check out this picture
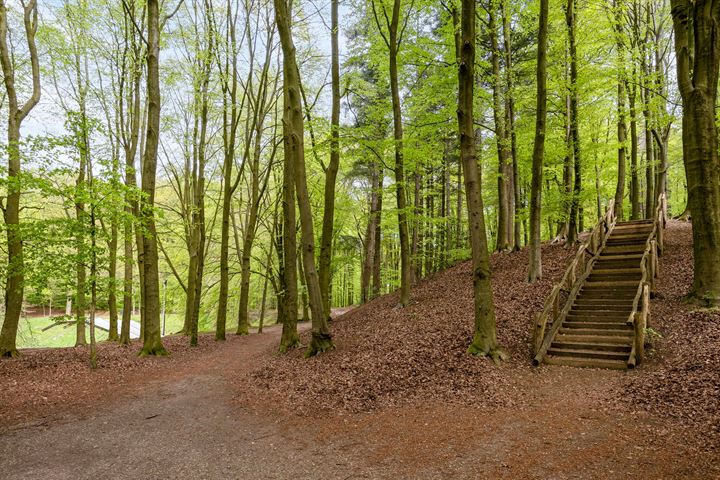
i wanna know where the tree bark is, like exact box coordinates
[275,0,334,356]
[628,76,640,220]
[318,0,341,322]
[138,0,167,356]
[565,0,582,246]
[371,0,411,306]
[612,0,627,221]
[670,0,720,306]
[489,1,512,252]
[527,0,549,283]
[0,0,41,357]
[458,0,503,360]
[502,1,520,251]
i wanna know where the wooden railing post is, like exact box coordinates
[649,240,657,295]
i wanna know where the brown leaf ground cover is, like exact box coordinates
[242,220,720,447]
[615,221,720,442]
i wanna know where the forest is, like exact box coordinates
[1,0,720,477]
[2,0,716,357]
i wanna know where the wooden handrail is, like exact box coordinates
[626,192,666,368]
[532,199,616,361]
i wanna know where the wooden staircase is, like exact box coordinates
[532,195,667,370]
[544,220,653,370]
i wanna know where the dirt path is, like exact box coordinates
[1,322,716,479]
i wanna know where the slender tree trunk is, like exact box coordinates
[318,0,341,322]
[0,0,40,357]
[566,0,582,245]
[108,218,119,341]
[120,67,142,346]
[527,0,549,283]
[138,0,167,356]
[275,0,333,356]
[371,0,409,304]
[502,1,520,251]
[612,0,627,221]
[458,0,502,360]
[628,79,640,220]
[75,129,88,347]
[275,1,300,353]
[489,2,511,251]
[372,170,383,298]
[361,162,380,303]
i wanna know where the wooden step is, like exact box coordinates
[603,246,647,255]
[554,333,633,345]
[566,313,629,322]
[588,274,642,282]
[550,341,632,353]
[595,255,645,262]
[606,236,648,244]
[578,290,636,299]
[544,355,628,370]
[563,321,632,330]
[562,315,632,332]
[584,280,639,288]
[574,298,634,306]
[559,327,632,337]
[570,307,633,314]
[546,347,629,361]
[616,219,653,225]
[592,268,641,275]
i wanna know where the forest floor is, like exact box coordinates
[1,221,718,479]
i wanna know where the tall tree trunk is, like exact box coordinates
[318,0,341,322]
[565,0,582,245]
[371,0,410,306]
[74,120,88,347]
[412,168,423,281]
[612,0,627,221]
[0,0,40,357]
[489,2,511,251]
[372,170,383,298]
[108,217,119,341]
[275,0,300,353]
[458,0,503,360]
[361,161,381,303]
[628,77,640,220]
[502,0,520,251]
[138,0,167,356]
[120,51,142,345]
[670,1,720,305]
[275,0,334,356]
[215,0,244,341]
[641,37,655,218]
[527,0,549,283]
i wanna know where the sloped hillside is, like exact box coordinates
[246,241,575,413]
[244,221,720,449]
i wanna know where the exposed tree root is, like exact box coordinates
[675,208,691,222]
[278,334,301,354]
[467,339,508,364]
[684,291,720,309]
[138,345,170,357]
[305,332,334,358]
[0,348,20,359]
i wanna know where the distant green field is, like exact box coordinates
[16,313,184,349]
[15,310,280,349]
